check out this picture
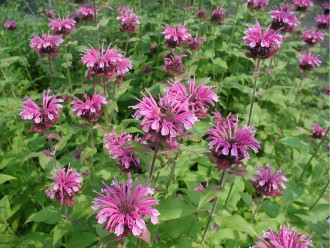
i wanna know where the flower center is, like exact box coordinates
[119,201,131,214]
[160,105,174,121]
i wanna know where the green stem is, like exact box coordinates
[102,77,110,129]
[298,127,330,181]
[48,56,53,89]
[125,36,129,54]
[163,0,166,23]
[200,170,226,244]
[310,180,329,210]
[166,156,179,189]
[135,238,141,248]
[224,179,235,208]
[292,77,304,105]
[235,197,264,248]
[90,124,95,185]
[48,137,57,169]
[247,58,261,126]
[92,0,100,48]
[64,42,73,93]
[148,143,160,181]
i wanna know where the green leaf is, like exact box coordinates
[212,58,228,70]
[236,3,248,19]
[54,132,73,152]
[0,196,11,221]
[80,147,97,164]
[279,137,310,150]
[107,100,118,114]
[157,198,195,221]
[197,186,221,210]
[21,152,46,166]
[216,214,258,237]
[98,17,111,27]
[67,232,98,248]
[0,174,16,184]
[53,221,72,246]
[25,207,61,225]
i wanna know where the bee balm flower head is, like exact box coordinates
[269,4,300,32]
[251,165,288,197]
[76,6,96,21]
[45,164,83,206]
[316,14,330,30]
[71,92,107,122]
[243,21,283,59]
[30,32,64,57]
[299,52,321,72]
[293,0,313,12]
[49,16,76,36]
[206,112,260,171]
[323,2,330,15]
[162,25,191,48]
[301,29,324,46]
[187,34,206,52]
[20,91,63,132]
[4,21,17,31]
[93,177,160,241]
[211,7,226,23]
[131,91,198,148]
[117,7,141,33]
[246,0,269,10]
[163,54,187,75]
[165,78,218,119]
[81,44,132,79]
[252,224,312,248]
[311,123,327,138]
[104,132,145,172]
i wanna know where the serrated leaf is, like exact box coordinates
[0,196,11,221]
[157,198,195,221]
[67,232,98,248]
[107,100,118,114]
[25,207,61,225]
[21,152,47,166]
[98,17,111,28]
[80,147,97,164]
[221,214,257,236]
[54,132,73,152]
[197,186,221,210]
[53,221,72,246]
[0,174,16,184]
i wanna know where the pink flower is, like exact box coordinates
[163,54,187,75]
[4,21,17,31]
[211,7,226,23]
[131,91,198,148]
[165,78,218,119]
[316,14,330,30]
[43,9,55,17]
[76,6,95,21]
[251,165,288,197]
[293,0,313,12]
[71,92,107,122]
[93,177,160,240]
[246,0,269,10]
[311,124,327,138]
[45,165,83,206]
[187,34,206,52]
[269,4,300,32]
[81,44,132,79]
[20,91,63,132]
[301,29,324,46]
[243,21,283,59]
[49,16,76,36]
[104,132,144,172]
[323,2,330,15]
[193,181,209,192]
[117,7,141,33]
[30,32,63,57]
[162,25,191,48]
[299,52,321,72]
[197,9,208,20]
[252,224,313,248]
[323,85,330,95]
[206,112,260,171]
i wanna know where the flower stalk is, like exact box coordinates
[247,58,261,126]
[148,142,160,181]
[298,126,329,180]
[200,170,226,244]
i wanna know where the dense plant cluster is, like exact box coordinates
[0,0,329,247]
